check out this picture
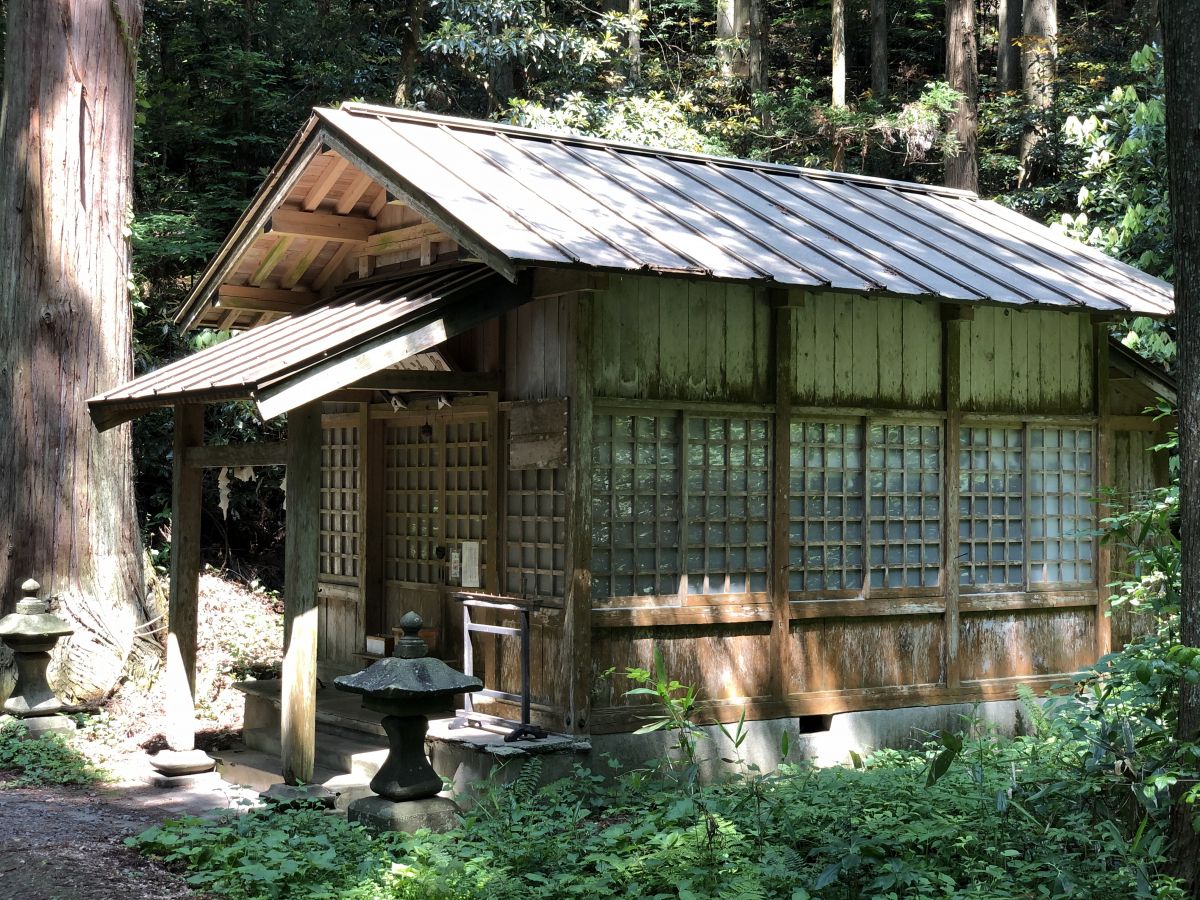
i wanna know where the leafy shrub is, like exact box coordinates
[0,720,104,786]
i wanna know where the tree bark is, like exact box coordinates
[748,0,768,95]
[946,0,979,191]
[1018,0,1057,187]
[871,0,888,99]
[831,0,846,106]
[717,0,750,79]
[1163,0,1200,890]
[0,0,152,703]
[629,0,642,82]
[997,0,1022,91]
[393,0,428,106]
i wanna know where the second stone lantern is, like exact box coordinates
[335,611,483,832]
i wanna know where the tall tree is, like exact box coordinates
[717,0,749,79]
[1018,0,1057,186]
[871,0,888,99]
[831,0,846,106]
[748,0,768,96]
[394,0,428,105]
[997,0,1022,91]
[946,0,979,190]
[1163,0,1200,890]
[0,0,153,700]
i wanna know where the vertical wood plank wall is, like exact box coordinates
[581,275,1135,733]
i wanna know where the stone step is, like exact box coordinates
[213,745,375,811]
[242,726,389,779]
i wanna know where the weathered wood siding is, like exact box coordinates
[505,293,577,400]
[959,308,1094,414]
[790,292,942,407]
[591,275,772,402]
[959,607,1095,681]
[788,615,945,693]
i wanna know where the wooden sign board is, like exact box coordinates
[507,398,568,469]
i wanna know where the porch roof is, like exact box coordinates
[89,265,511,430]
[176,103,1173,329]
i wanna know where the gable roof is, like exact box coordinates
[177,103,1173,329]
[91,266,513,429]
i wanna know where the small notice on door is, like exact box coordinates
[461,541,481,589]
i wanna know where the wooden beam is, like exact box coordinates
[279,240,324,289]
[770,297,793,702]
[562,291,595,735]
[249,236,295,287]
[943,315,963,688]
[166,403,204,752]
[270,208,376,243]
[184,442,288,468]
[367,186,389,218]
[348,370,503,393]
[312,242,355,292]
[302,156,349,211]
[364,222,447,257]
[216,284,318,314]
[282,402,321,785]
[1095,322,1113,658]
[336,172,375,216]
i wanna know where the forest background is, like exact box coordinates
[0,0,1174,579]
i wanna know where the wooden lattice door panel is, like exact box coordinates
[958,426,1025,589]
[382,413,490,588]
[319,422,361,585]
[505,466,567,599]
[1028,427,1095,584]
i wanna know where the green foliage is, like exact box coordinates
[0,720,104,787]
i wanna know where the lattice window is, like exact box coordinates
[319,424,360,584]
[959,427,1024,587]
[1029,427,1095,584]
[383,422,441,584]
[443,418,489,581]
[685,417,771,594]
[868,424,942,589]
[505,467,567,598]
[591,414,681,599]
[788,421,865,592]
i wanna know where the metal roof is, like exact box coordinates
[305,103,1172,317]
[90,266,506,430]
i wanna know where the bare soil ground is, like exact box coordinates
[0,571,282,900]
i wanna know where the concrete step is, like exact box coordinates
[243,726,389,779]
[213,745,374,811]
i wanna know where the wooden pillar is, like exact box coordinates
[770,292,794,702]
[1094,322,1113,658]
[282,401,321,785]
[360,406,386,638]
[942,310,964,689]
[562,293,594,735]
[166,403,204,752]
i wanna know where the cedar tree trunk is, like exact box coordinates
[871,0,888,99]
[393,0,428,105]
[831,0,846,106]
[997,0,1022,91]
[717,0,750,79]
[0,0,152,702]
[1018,0,1056,186]
[946,0,979,191]
[1164,0,1200,889]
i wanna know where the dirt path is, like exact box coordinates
[0,774,256,900]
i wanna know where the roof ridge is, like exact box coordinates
[327,102,978,200]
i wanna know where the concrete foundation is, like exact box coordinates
[590,699,1035,777]
[348,794,461,833]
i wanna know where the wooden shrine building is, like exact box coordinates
[89,104,1175,783]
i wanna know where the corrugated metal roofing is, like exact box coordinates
[305,103,1172,317]
[90,266,499,429]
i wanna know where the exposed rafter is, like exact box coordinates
[216,283,318,313]
[336,171,375,215]
[249,236,295,286]
[301,155,349,211]
[269,208,376,242]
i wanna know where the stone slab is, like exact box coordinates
[348,795,460,834]
[260,782,337,809]
[18,715,76,737]
[147,770,224,791]
[149,749,216,776]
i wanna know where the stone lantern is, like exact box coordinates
[0,579,75,735]
[335,611,482,832]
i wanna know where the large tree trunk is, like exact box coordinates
[1017,0,1056,187]
[748,0,768,95]
[717,0,750,79]
[0,0,151,703]
[393,0,428,105]
[946,0,979,191]
[870,0,888,99]
[831,0,846,106]
[997,0,1022,91]
[1163,0,1200,890]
